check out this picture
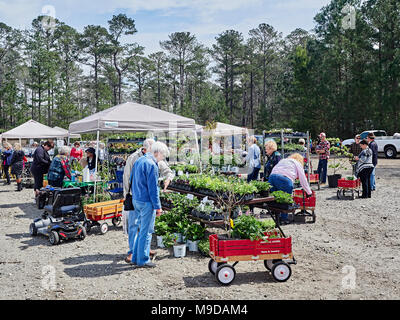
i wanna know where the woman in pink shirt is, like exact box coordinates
[268,153,312,223]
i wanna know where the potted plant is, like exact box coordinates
[250,180,271,197]
[154,220,170,248]
[198,238,210,257]
[172,235,187,258]
[185,223,206,252]
[328,145,352,188]
[269,190,296,210]
[161,232,178,255]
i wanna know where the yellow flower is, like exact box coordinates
[230,218,234,229]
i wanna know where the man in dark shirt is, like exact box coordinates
[349,135,362,175]
[367,133,378,191]
[31,140,54,197]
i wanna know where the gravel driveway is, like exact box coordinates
[1,158,399,300]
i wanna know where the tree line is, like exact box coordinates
[0,0,399,139]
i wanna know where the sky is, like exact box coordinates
[0,0,332,55]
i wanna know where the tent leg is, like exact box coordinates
[93,130,100,202]
[194,130,202,173]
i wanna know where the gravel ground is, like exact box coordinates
[1,157,399,300]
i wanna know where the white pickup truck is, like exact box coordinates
[375,134,400,158]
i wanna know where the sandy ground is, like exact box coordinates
[0,157,399,300]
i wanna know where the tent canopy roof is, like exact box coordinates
[53,126,81,139]
[2,120,67,139]
[69,102,196,134]
[202,122,249,136]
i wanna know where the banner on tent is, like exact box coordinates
[104,121,119,129]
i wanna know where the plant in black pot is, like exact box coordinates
[269,190,296,210]
[328,145,352,188]
[250,180,271,197]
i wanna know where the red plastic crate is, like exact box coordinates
[209,231,292,258]
[293,189,316,208]
[337,178,360,188]
[308,173,319,182]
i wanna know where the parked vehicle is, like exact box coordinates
[342,130,388,147]
[375,135,400,158]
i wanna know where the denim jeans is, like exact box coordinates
[247,167,260,182]
[127,209,139,256]
[317,159,328,183]
[370,167,376,190]
[128,200,156,266]
[268,174,294,221]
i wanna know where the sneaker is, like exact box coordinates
[142,262,156,268]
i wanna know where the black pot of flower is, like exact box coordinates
[268,202,298,211]
[328,174,342,188]
[258,190,270,198]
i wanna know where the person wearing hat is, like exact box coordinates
[349,135,362,175]
[354,139,374,198]
[367,132,378,191]
[80,147,97,173]
[315,132,330,185]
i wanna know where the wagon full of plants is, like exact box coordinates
[208,215,296,285]
[336,176,361,200]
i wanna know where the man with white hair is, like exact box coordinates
[127,141,169,268]
[123,139,173,263]
[123,138,155,198]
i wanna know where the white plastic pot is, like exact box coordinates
[156,235,165,248]
[173,233,183,243]
[173,244,186,258]
[187,240,199,252]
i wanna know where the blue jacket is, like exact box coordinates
[368,141,378,167]
[131,153,161,210]
[264,151,282,181]
[2,149,13,166]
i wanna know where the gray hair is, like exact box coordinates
[58,146,71,156]
[143,139,155,151]
[151,141,169,158]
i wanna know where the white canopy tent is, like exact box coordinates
[68,102,201,199]
[53,126,81,139]
[1,120,67,143]
[201,122,249,153]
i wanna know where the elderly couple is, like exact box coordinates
[123,139,173,268]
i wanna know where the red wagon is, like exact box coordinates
[337,178,361,200]
[208,230,296,285]
[83,199,123,234]
[292,189,316,223]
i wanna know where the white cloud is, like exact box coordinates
[0,0,43,28]
[273,0,331,10]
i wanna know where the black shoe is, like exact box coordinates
[141,262,156,268]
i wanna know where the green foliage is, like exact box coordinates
[250,180,271,193]
[198,238,210,256]
[231,215,275,241]
[270,190,294,204]
[154,220,170,236]
[328,144,353,174]
[161,232,177,248]
[185,223,206,241]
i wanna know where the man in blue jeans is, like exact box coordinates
[126,142,169,268]
[316,132,330,184]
